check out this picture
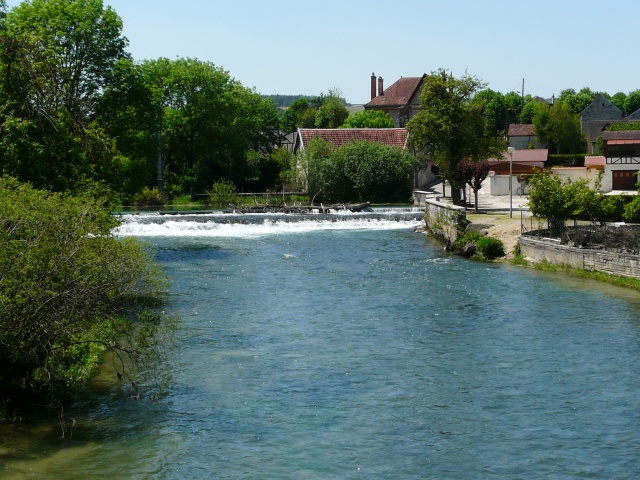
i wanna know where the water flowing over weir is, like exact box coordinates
[114,207,426,237]
[3,208,640,479]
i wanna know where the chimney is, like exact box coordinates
[378,77,384,97]
[371,72,377,100]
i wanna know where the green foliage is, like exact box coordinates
[623,196,640,223]
[295,138,417,203]
[476,237,506,259]
[0,0,129,192]
[532,100,586,154]
[315,96,349,128]
[451,230,484,251]
[341,110,394,128]
[0,178,168,417]
[134,186,165,206]
[607,121,640,132]
[208,179,239,205]
[407,69,506,205]
[528,171,585,221]
[623,90,640,116]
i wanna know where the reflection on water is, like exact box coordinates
[2,215,640,479]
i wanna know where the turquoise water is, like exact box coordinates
[2,212,640,479]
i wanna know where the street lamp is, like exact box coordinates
[508,147,515,218]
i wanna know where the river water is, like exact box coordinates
[2,210,640,479]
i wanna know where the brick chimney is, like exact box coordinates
[378,77,384,97]
[371,72,377,100]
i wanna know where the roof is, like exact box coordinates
[365,76,424,108]
[488,149,548,163]
[602,130,640,141]
[297,128,407,150]
[508,124,535,137]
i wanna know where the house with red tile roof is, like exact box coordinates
[293,128,407,153]
[364,73,425,127]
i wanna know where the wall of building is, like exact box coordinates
[551,167,601,189]
[519,236,640,279]
[480,174,529,196]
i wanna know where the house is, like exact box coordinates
[596,130,640,191]
[364,73,425,127]
[293,128,407,154]
[508,124,545,149]
[480,149,549,195]
[580,94,624,154]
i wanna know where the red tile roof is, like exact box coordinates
[365,76,424,108]
[298,128,407,150]
[508,124,535,136]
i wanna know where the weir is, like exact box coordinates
[114,207,425,238]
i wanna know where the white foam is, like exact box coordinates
[113,214,423,238]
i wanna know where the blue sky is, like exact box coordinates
[6,0,639,104]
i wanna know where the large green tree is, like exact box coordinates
[0,0,129,191]
[407,69,505,205]
[532,100,585,154]
[97,57,281,196]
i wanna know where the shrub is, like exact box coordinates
[452,230,484,251]
[476,237,506,259]
[134,186,165,206]
[208,179,239,205]
[623,196,640,223]
[0,178,168,418]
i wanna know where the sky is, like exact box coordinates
[6,0,640,104]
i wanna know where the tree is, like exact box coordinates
[280,98,315,133]
[0,177,168,419]
[315,95,349,128]
[533,101,585,154]
[458,160,490,213]
[97,57,281,196]
[0,0,130,191]
[407,69,505,205]
[558,87,595,115]
[623,90,640,116]
[611,92,627,113]
[341,110,394,128]
[334,141,417,202]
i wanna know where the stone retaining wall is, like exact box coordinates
[519,235,640,279]
[423,198,468,246]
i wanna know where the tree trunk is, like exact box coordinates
[474,188,479,213]
[450,186,462,206]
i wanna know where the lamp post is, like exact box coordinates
[508,147,515,218]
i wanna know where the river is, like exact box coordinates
[2,210,640,479]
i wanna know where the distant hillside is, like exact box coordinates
[262,94,352,108]
[262,95,315,108]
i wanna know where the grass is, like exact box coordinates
[510,255,640,291]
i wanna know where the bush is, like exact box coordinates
[452,230,484,251]
[208,179,239,205]
[476,237,506,259]
[0,177,168,418]
[623,196,640,223]
[134,186,165,206]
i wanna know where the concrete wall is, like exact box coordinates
[480,174,529,196]
[423,198,468,245]
[551,167,601,189]
[519,235,640,279]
